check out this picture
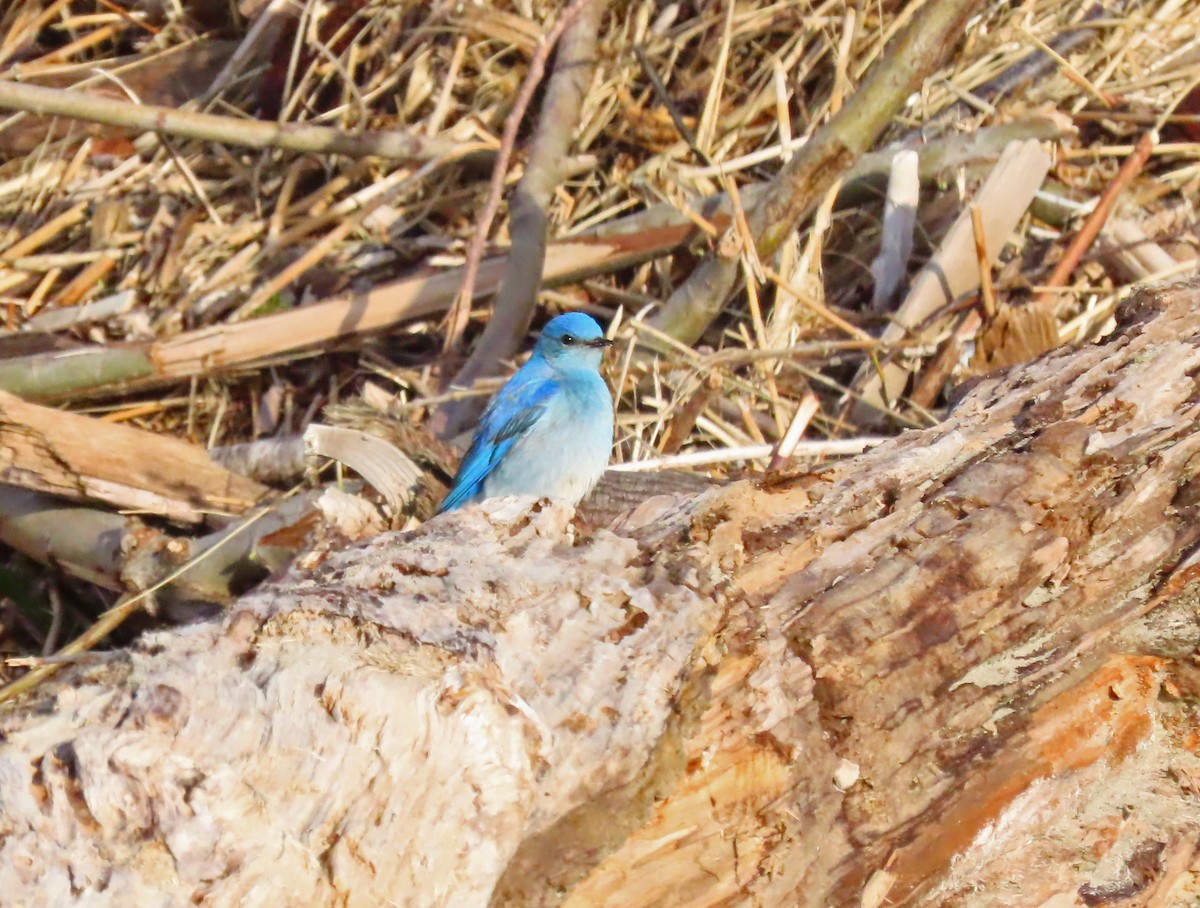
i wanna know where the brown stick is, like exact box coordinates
[436,0,607,436]
[441,0,598,354]
[970,205,997,318]
[56,253,117,308]
[659,372,724,456]
[0,80,476,162]
[908,309,982,409]
[1035,130,1157,309]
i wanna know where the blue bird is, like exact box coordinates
[438,312,614,512]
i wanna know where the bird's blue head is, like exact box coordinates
[533,312,612,371]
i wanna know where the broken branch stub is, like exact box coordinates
[0,389,268,522]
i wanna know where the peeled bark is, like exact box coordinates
[1,281,1199,906]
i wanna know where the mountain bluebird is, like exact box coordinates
[438,312,614,512]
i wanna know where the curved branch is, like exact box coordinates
[440,0,601,357]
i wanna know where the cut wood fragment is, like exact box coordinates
[210,435,307,485]
[659,372,724,456]
[10,288,136,335]
[0,390,268,522]
[303,423,423,515]
[852,139,1053,421]
[909,309,982,408]
[970,302,1061,373]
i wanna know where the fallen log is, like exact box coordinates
[0,280,1198,906]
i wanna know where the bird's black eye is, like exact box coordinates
[561,334,576,345]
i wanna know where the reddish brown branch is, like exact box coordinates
[1035,130,1157,309]
[440,0,598,357]
[436,0,607,437]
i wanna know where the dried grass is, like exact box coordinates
[0,0,1198,479]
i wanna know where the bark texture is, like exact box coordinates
[2,281,1200,906]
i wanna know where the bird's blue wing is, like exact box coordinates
[438,375,560,512]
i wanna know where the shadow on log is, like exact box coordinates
[1,281,1200,906]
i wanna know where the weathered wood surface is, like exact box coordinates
[1,281,1199,907]
[0,389,268,522]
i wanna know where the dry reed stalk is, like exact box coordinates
[55,252,116,307]
[0,0,73,68]
[0,201,86,261]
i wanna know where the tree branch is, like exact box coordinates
[648,0,987,344]
[0,80,477,161]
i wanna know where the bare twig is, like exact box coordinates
[0,80,477,162]
[204,0,293,100]
[634,43,712,165]
[42,583,63,657]
[1034,131,1158,310]
[441,0,599,355]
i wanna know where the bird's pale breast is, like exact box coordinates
[481,371,612,505]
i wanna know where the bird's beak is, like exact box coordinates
[587,338,614,349]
